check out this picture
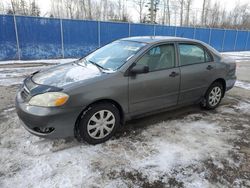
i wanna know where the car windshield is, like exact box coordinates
[79,40,146,71]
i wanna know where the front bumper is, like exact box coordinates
[15,91,83,139]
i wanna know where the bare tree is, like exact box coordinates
[203,0,211,26]
[184,0,192,26]
[208,2,220,27]
[113,0,129,22]
[107,1,117,21]
[79,0,87,19]
[240,4,250,29]
[134,0,146,23]
[101,0,108,20]
[231,4,248,28]
[3,0,249,30]
[166,0,171,25]
[0,1,5,14]
[87,0,92,19]
[20,0,28,15]
[10,0,19,14]
[50,0,61,18]
[30,0,40,16]
[178,0,185,26]
[201,0,207,25]
[64,0,75,19]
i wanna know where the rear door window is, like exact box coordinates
[179,44,212,66]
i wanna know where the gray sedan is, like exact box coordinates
[16,36,236,144]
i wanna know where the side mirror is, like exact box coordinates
[130,64,149,75]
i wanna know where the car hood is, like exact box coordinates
[32,62,106,88]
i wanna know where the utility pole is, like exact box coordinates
[146,0,159,23]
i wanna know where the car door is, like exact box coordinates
[177,43,216,104]
[128,43,180,115]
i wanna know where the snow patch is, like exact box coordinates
[0,66,50,86]
[221,51,250,62]
[235,80,250,90]
[0,108,242,187]
[0,58,77,65]
[131,120,234,182]
[235,100,250,115]
[65,64,101,82]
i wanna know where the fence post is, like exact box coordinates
[128,22,131,37]
[221,29,226,52]
[98,21,101,47]
[13,14,21,60]
[208,28,212,45]
[153,24,156,36]
[193,27,196,39]
[233,29,238,51]
[174,26,177,36]
[244,31,249,51]
[60,19,64,58]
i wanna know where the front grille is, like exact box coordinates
[21,85,30,100]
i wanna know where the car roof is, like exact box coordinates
[120,36,197,44]
[120,36,222,58]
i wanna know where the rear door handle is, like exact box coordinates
[169,71,179,77]
[207,65,214,70]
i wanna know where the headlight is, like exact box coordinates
[29,92,69,107]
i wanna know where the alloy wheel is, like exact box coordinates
[208,86,222,107]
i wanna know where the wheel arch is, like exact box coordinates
[210,78,226,97]
[75,98,125,128]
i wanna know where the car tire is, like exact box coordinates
[75,102,120,144]
[202,82,224,110]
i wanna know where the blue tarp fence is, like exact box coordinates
[0,14,250,60]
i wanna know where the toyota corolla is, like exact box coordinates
[16,36,236,144]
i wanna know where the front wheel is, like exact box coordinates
[75,102,120,144]
[202,82,224,110]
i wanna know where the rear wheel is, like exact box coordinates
[202,82,224,110]
[75,102,120,144]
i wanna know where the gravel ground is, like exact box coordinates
[0,54,250,188]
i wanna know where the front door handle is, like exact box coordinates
[207,65,214,70]
[169,71,179,77]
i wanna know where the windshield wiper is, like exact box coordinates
[76,57,87,66]
[88,60,108,71]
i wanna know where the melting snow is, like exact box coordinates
[0,58,77,65]
[235,80,250,90]
[65,64,102,82]
[221,51,250,62]
[1,100,249,187]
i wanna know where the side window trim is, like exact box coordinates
[204,48,213,62]
[177,42,214,67]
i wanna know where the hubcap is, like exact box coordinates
[208,86,222,107]
[87,110,115,139]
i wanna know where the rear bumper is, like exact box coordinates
[15,92,83,139]
[226,75,236,91]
